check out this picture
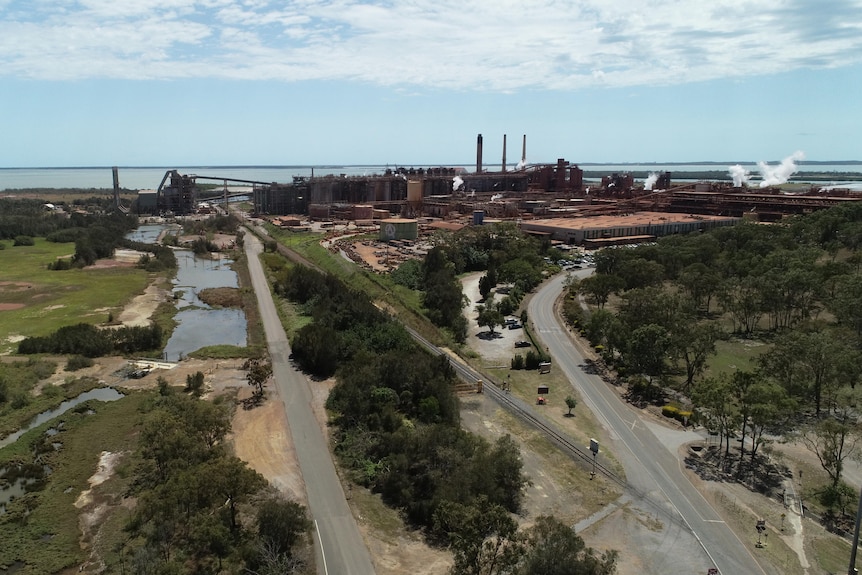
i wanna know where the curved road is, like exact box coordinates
[529,272,767,575]
[244,230,376,575]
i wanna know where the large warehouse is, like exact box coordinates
[520,212,741,247]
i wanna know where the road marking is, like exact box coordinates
[314,519,329,575]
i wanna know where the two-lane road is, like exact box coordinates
[244,230,376,575]
[529,272,767,575]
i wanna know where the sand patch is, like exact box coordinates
[116,280,168,327]
[0,303,25,311]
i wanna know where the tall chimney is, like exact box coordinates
[112,166,120,210]
[502,134,507,173]
[476,134,483,173]
[521,134,526,167]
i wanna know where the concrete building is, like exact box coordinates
[520,212,740,247]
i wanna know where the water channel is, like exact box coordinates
[0,388,124,513]
[127,224,248,361]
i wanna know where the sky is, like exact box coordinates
[1,0,861,167]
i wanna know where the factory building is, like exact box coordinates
[520,212,741,247]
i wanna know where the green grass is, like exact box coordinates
[0,239,151,350]
[812,534,855,574]
[701,337,770,380]
[0,391,151,575]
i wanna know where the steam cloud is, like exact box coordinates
[452,176,464,192]
[756,151,805,188]
[644,173,659,191]
[727,151,805,188]
[728,165,750,187]
[490,193,503,201]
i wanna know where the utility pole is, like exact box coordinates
[849,486,862,575]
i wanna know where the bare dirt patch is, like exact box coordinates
[0,303,25,311]
[231,386,306,503]
[116,279,168,328]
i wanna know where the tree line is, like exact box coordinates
[18,322,164,357]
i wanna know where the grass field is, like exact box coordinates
[0,239,151,352]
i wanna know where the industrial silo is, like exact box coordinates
[379,218,418,242]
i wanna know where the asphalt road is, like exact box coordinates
[528,271,768,575]
[244,230,376,575]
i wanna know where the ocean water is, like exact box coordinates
[1,163,860,191]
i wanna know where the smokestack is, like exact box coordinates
[502,134,507,173]
[521,135,526,166]
[476,134,483,173]
[111,166,120,210]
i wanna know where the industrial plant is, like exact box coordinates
[134,135,862,251]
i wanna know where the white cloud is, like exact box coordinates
[0,0,860,89]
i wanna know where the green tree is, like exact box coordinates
[693,375,740,462]
[517,515,618,575]
[800,386,862,489]
[433,498,523,575]
[244,357,273,396]
[565,395,578,417]
[256,494,312,557]
[671,320,723,393]
[578,273,624,309]
[477,300,504,334]
[185,370,205,397]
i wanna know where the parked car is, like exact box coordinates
[515,340,531,348]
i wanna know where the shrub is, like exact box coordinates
[66,355,94,371]
[511,354,525,370]
[661,405,679,418]
[13,235,35,246]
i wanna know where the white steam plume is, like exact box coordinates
[728,165,751,187]
[490,193,503,201]
[757,151,805,188]
[515,159,526,170]
[452,176,464,192]
[644,173,659,191]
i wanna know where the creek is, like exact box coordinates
[0,388,124,513]
[127,224,248,361]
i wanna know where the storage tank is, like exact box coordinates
[352,204,373,220]
[379,218,418,241]
[407,180,423,204]
[472,210,485,225]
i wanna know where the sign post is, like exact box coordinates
[589,439,599,479]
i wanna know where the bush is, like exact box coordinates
[13,235,35,246]
[511,354,525,370]
[66,355,94,371]
[661,405,679,418]
[48,258,72,270]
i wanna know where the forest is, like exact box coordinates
[561,202,862,522]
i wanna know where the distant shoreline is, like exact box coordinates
[1,160,861,170]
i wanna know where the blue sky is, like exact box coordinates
[1,0,861,167]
